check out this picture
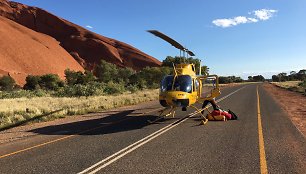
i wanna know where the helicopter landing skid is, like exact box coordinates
[147,107,176,124]
[148,105,208,125]
[189,105,208,125]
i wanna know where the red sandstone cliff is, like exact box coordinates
[0,0,161,73]
[0,16,84,85]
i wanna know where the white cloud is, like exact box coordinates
[253,9,277,21]
[234,16,248,24]
[212,8,277,28]
[247,17,258,23]
[212,16,258,28]
[212,18,236,28]
[86,25,93,29]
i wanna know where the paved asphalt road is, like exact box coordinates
[0,84,305,174]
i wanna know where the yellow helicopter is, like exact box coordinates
[147,30,221,125]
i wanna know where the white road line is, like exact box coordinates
[78,85,247,174]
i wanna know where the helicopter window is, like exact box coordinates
[195,79,200,90]
[161,75,192,93]
[161,75,173,92]
[192,65,195,72]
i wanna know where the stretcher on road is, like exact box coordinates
[204,107,238,121]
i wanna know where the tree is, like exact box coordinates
[287,71,297,81]
[253,75,265,82]
[219,76,229,84]
[248,76,253,81]
[233,76,243,83]
[271,69,306,82]
[24,75,41,90]
[117,67,135,84]
[217,76,244,84]
[200,66,209,76]
[0,76,15,91]
[162,56,209,75]
[277,73,288,82]
[272,75,279,82]
[290,71,296,75]
[39,74,63,90]
[95,60,119,83]
[162,56,184,66]
[298,69,306,75]
[82,71,96,84]
[65,69,83,85]
[129,66,171,89]
[65,69,95,85]
[297,69,306,81]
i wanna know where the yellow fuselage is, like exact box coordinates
[159,64,199,107]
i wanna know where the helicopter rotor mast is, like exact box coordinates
[147,30,195,59]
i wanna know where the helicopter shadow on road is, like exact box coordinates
[80,107,160,118]
[29,110,164,136]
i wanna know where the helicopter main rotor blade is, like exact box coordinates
[147,30,195,56]
[186,50,195,56]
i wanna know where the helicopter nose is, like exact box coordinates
[164,92,190,107]
[171,99,189,107]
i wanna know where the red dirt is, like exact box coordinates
[0,0,161,74]
[263,83,306,137]
[0,16,84,85]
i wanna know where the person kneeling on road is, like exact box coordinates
[201,98,238,120]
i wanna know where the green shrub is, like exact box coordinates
[95,60,119,83]
[55,82,104,97]
[0,76,15,91]
[126,84,139,93]
[65,69,95,85]
[103,81,125,94]
[24,74,63,91]
[39,74,63,90]
[129,66,170,89]
[83,71,96,84]
[117,67,135,84]
[162,56,209,75]
[299,80,306,88]
[0,89,50,99]
[24,75,41,90]
[65,69,82,85]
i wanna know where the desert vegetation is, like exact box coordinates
[0,89,158,130]
[0,60,171,99]
[271,81,306,94]
[218,76,243,84]
[0,56,252,130]
[0,61,167,130]
[0,57,209,129]
[271,70,306,82]
[270,69,306,94]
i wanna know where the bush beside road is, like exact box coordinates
[271,81,306,94]
[0,89,158,131]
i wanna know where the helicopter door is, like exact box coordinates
[191,65,195,72]
[194,79,200,92]
[197,75,221,100]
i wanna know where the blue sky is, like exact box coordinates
[15,0,306,79]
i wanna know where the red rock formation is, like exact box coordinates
[0,0,161,72]
[0,16,84,85]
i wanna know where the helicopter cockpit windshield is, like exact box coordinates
[161,75,192,93]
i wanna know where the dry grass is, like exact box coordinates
[203,82,260,87]
[0,89,159,130]
[203,84,227,87]
[271,81,301,89]
[271,81,305,94]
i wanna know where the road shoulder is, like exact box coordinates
[262,83,306,137]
